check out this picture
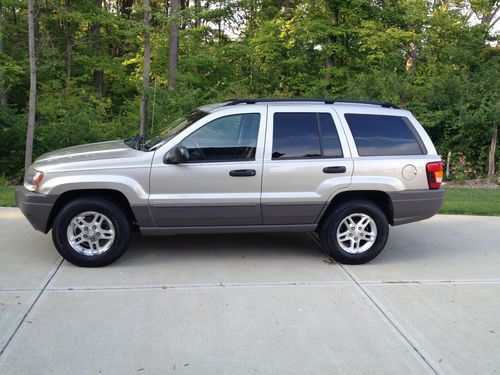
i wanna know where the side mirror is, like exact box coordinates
[164,145,189,164]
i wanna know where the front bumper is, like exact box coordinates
[388,189,445,225]
[15,187,57,233]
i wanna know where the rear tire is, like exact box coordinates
[320,200,389,264]
[52,197,131,267]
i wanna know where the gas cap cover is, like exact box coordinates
[402,164,418,181]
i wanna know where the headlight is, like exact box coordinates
[24,166,45,192]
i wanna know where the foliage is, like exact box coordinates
[0,0,498,182]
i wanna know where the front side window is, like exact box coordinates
[345,114,426,156]
[272,112,343,159]
[180,113,260,162]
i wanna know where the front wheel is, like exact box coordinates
[52,198,132,267]
[320,200,389,264]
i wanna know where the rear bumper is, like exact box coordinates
[388,189,444,225]
[15,187,57,233]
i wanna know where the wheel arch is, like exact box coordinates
[47,189,137,231]
[317,190,394,231]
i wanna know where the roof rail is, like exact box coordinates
[224,98,399,109]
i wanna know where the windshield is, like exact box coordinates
[142,110,208,151]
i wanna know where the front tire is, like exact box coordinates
[320,200,389,264]
[52,197,131,267]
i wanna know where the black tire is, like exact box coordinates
[319,200,389,265]
[52,197,132,267]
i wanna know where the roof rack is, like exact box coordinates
[224,98,399,109]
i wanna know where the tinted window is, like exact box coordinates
[181,113,260,162]
[272,113,343,159]
[318,113,343,158]
[345,114,425,156]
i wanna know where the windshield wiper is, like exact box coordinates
[125,135,145,150]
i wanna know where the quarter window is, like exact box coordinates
[272,113,343,159]
[181,113,260,162]
[345,114,426,156]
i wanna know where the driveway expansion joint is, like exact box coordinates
[307,233,442,375]
[359,279,500,285]
[0,258,64,358]
[340,264,442,375]
[45,280,357,292]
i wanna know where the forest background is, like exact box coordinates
[0,0,498,183]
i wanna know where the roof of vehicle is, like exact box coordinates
[198,98,399,112]
[197,98,401,113]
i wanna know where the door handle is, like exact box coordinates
[229,169,257,177]
[323,166,346,174]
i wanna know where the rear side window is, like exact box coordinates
[345,114,426,156]
[272,113,343,159]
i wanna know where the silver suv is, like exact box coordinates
[16,99,444,267]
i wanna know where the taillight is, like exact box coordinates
[426,162,443,189]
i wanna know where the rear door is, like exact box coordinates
[261,106,353,225]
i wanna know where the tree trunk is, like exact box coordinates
[66,37,72,81]
[65,0,72,81]
[194,0,200,27]
[168,0,180,90]
[405,42,417,71]
[325,35,334,70]
[487,125,498,180]
[180,0,188,30]
[92,0,104,95]
[140,0,151,137]
[325,7,339,91]
[0,0,7,107]
[25,0,37,172]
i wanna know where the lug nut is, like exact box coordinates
[358,227,362,230]
[91,238,95,242]
[92,226,96,230]
[354,237,358,241]
[96,232,100,236]
[349,233,353,237]
[84,227,88,231]
[83,234,88,238]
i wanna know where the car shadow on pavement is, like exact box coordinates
[118,222,455,268]
[119,232,326,266]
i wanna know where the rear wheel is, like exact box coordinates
[320,200,389,264]
[52,197,131,267]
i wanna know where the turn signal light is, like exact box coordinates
[426,162,443,189]
[33,171,44,186]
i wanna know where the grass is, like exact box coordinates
[0,185,499,216]
[440,188,500,216]
[0,186,16,207]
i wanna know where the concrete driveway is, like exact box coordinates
[0,207,499,374]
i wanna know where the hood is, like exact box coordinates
[33,140,151,171]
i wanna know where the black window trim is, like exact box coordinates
[316,112,325,156]
[271,111,344,161]
[181,157,258,164]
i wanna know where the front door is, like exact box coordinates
[149,108,267,227]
